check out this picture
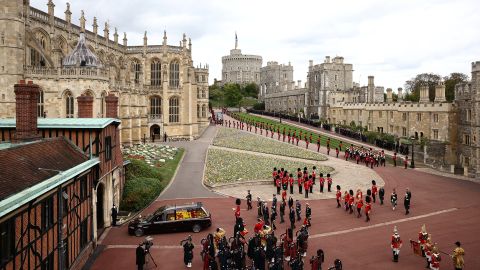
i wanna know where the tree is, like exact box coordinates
[224,83,243,107]
[404,73,442,102]
[444,73,469,102]
[243,83,259,98]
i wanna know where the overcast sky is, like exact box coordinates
[32,0,479,90]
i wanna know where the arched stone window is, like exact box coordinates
[151,59,161,86]
[169,97,179,123]
[133,61,142,84]
[37,90,44,117]
[202,104,207,118]
[65,91,74,118]
[150,96,162,117]
[169,61,179,88]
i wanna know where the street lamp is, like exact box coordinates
[409,136,416,168]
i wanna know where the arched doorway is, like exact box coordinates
[150,124,161,141]
[96,183,105,229]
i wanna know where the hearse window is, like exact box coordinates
[166,212,176,221]
[154,214,164,222]
[191,208,207,218]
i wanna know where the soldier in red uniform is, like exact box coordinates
[304,176,310,198]
[309,134,313,145]
[430,246,441,270]
[275,176,281,195]
[391,226,402,262]
[365,195,372,222]
[356,196,363,218]
[288,131,291,143]
[309,249,324,270]
[296,132,300,146]
[305,134,309,149]
[282,172,289,191]
[319,173,325,193]
[344,191,350,211]
[235,198,241,221]
[277,128,281,140]
[282,188,287,202]
[339,141,343,151]
[297,168,303,194]
[326,138,331,155]
[272,167,278,186]
[348,190,355,214]
[327,174,333,192]
[289,173,295,194]
[335,147,339,158]
[336,185,342,208]
[283,228,294,261]
[418,224,429,257]
[371,180,378,203]
[317,137,321,152]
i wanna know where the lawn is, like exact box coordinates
[121,145,184,212]
[204,148,333,186]
[234,112,354,151]
[213,127,327,161]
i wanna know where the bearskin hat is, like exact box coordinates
[349,189,354,196]
[365,196,371,203]
[372,180,376,185]
[336,185,341,190]
[236,198,241,205]
[367,189,372,196]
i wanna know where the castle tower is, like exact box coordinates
[0,0,27,117]
[386,88,393,103]
[367,76,375,103]
[434,81,446,102]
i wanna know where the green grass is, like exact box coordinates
[120,149,184,212]
[234,112,354,151]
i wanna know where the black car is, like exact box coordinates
[128,202,212,236]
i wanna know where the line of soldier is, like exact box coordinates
[272,166,335,199]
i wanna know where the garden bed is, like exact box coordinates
[213,127,327,161]
[204,148,333,186]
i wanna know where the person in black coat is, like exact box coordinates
[136,244,145,270]
[111,204,118,226]
[379,187,385,205]
[289,208,296,230]
[182,236,194,268]
[404,188,412,215]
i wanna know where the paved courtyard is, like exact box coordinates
[90,119,480,270]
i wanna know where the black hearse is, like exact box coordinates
[128,202,212,236]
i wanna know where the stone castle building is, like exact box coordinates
[455,61,480,178]
[0,0,210,145]
[261,61,307,114]
[221,35,262,85]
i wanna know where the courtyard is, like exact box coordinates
[89,113,480,270]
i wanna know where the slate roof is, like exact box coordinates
[0,137,88,201]
[0,118,120,129]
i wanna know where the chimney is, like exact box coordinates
[368,76,374,86]
[105,93,118,118]
[297,80,302,88]
[325,56,331,63]
[397,88,403,101]
[309,60,313,67]
[419,85,429,103]
[77,94,94,118]
[386,88,393,103]
[14,80,41,142]
[435,81,446,102]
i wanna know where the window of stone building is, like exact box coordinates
[65,91,74,118]
[466,109,472,121]
[133,62,141,84]
[402,127,407,137]
[30,48,46,67]
[151,60,162,86]
[150,96,162,117]
[169,61,180,88]
[100,92,106,117]
[433,129,439,140]
[402,113,407,121]
[202,104,207,118]
[38,90,44,118]
[202,75,206,82]
[169,97,180,123]
[433,113,438,122]
[197,104,200,118]
[417,113,422,121]
[464,134,470,145]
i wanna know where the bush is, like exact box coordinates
[125,159,162,180]
[121,177,164,212]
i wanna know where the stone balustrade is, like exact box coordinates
[24,66,109,81]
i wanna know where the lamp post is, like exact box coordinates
[409,137,415,168]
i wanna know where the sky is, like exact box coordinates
[32,0,480,90]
